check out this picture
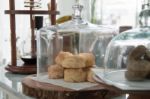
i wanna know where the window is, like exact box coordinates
[82,0,143,27]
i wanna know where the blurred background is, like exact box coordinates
[0,0,143,66]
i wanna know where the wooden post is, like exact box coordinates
[30,0,36,57]
[51,0,56,25]
[9,0,16,66]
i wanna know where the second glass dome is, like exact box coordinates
[104,1,150,74]
[104,28,150,70]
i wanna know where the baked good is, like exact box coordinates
[64,68,87,82]
[55,51,73,65]
[48,64,64,79]
[79,53,95,67]
[49,52,97,83]
[62,55,86,68]
[125,45,150,81]
[87,68,96,83]
[125,70,148,81]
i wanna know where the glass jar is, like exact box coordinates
[20,16,43,65]
[37,3,117,77]
[104,1,150,75]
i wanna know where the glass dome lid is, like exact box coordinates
[56,3,98,32]
[41,2,117,54]
[104,1,150,73]
[39,3,93,36]
[37,2,118,77]
[104,28,150,69]
[98,2,150,90]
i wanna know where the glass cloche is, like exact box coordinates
[36,3,117,77]
[104,1,150,82]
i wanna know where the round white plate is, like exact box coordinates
[94,70,150,91]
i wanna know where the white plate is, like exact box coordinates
[94,70,150,91]
[31,74,98,90]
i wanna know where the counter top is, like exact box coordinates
[0,64,123,99]
[0,65,34,99]
[2,64,145,99]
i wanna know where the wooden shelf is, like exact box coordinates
[5,64,36,74]
[5,10,59,15]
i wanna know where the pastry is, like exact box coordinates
[127,45,146,61]
[79,53,95,67]
[86,68,96,83]
[62,55,86,68]
[125,45,150,81]
[55,51,73,65]
[127,60,150,72]
[64,68,87,82]
[48,64,64,79]
[125,70,148,81]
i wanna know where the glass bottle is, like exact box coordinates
[20,16,43,65]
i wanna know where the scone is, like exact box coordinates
[62,55,86,68]
[125,70,148,81]
[55,51,73,65]
[87,68,96,83]
[48,64,64,79]
[79,53,95,67]
[64,68,87,82]
[125,45,150,81]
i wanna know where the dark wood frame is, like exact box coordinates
[5,0,59,74]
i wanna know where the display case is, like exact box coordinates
[104,1,150,72]
[36,2,118,76]
[102,0,150,90]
